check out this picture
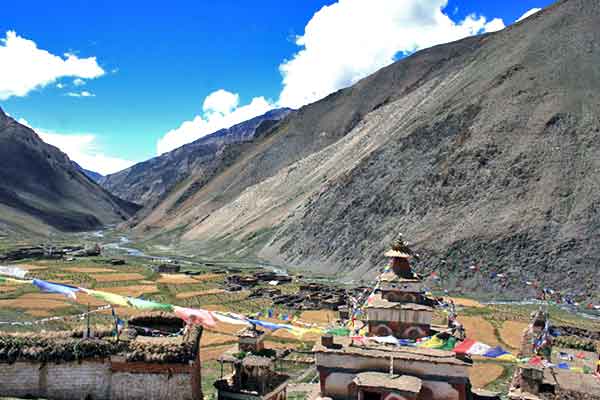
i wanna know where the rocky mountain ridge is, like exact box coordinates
[100,108,292,211]
[0,108,140,235]
[123,0,600,300]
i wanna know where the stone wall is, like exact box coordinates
[541,391,600,400]
[0,358,200,400]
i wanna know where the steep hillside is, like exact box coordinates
[72,162,104,183]
[132,0,600,299]
[0,109,140,235]
[100,108,291,208]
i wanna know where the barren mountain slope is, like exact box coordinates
[132,33,487,234]
[100,108,291,208]
[134,0,600,298]
[0,109,140,235]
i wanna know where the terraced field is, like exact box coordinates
[2,251,600,398]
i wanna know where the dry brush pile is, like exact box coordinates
[0,335,125,364]
[0,331,199,365]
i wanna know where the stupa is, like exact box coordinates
[365,235,435,340]
[312,235,499,400]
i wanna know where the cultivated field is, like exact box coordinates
[1,248,600,399]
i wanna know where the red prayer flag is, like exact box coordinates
[453,339,476,355]
[529,356,543,366]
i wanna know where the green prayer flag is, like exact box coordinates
[439,336,457,351]
[327,327,351,336]
[127,297,174,312]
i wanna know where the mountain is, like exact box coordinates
[72,162,104,183]
[128,0,600,299]
[0,109,140,235]
[99,108,292,211]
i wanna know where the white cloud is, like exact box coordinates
[56,82,65,89]
[66,90,95,97]
[73,78,86,86]
[156,89,274,155]
[17,118,134,175]
[0,31,105,100]
[484,18,506,33]
[203,89,239,114]
[516,8,541,22]
[278,0,505,108]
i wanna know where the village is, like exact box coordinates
[1,235,600,400]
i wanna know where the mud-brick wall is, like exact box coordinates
[47,361,112,399]
[0,360,199,400]
[111,372,193,400]
[0,362,42,398]
[0,360,111,399]
[110,361,198,400]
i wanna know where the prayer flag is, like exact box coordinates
[212,312,251,326]
[528,356,543,366]
[174,306,216,327]
[418,335,445,349]
[453,339,491,356]
[326,327,351,336]
[483,346,510,358]
[128,297,174,312]
[32,279,79,300]
[439,337,458,351]
[82,289,129,307]
[0,266,28,279]
[247,319,289,331]
[371,335,399,345]
[286,325,309,338]
[497,353,517,362]
[351,336,368,346]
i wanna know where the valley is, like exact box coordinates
[1,230,599,398]
[2,1,600,399]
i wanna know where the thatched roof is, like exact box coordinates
[0,324,200,365]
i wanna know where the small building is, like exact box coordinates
[215,355,289,400]
[0,313,203,400]
[509,311,600,400]
[227,275,259,287]
[154,263,181,274]
[314,336,472,400]
[238,327,267,353]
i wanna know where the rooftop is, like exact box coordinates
[237,327,266,338]
[365,294,433,311]
[353,372,422,394]
[544,367,600,397]
[384,250,411,258]
[243,355,273,368]
[313,336,470,367]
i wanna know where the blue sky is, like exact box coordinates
[0,0,553,174]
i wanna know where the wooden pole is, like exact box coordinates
[111,306,120,342]
[86,302,91,338]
